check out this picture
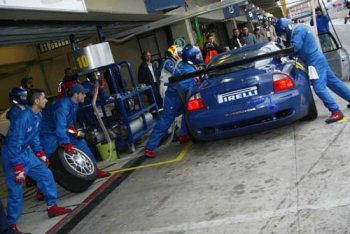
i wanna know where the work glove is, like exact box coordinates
[63,143,76,155]
[67,125,85,139]
[35,150,50,166]
[13,165,25,184]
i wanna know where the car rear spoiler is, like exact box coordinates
[169,47,295,83]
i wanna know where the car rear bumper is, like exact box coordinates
[187,91,309,141]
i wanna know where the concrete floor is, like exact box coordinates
[70,87,350,234]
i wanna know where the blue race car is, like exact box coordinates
[184,42,317,141]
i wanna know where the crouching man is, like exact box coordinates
[1,89,71,234]
[40,84,110,178]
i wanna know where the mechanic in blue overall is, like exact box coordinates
[6,77,33,122]
[39,84,110,178]
[6,88,27,123]
[144,44,203,158]
[6,88,46,201]
[2,89,72,234]
[275,18,350,124]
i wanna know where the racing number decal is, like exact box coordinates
[76,55,90,69]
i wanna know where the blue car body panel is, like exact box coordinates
[185,42,314,140]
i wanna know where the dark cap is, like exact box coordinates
[315,6,322,12]
[70,84,88,94]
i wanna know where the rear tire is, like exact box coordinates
[50,147,97,193]
[301,87,318,121]
[0,134,5,151]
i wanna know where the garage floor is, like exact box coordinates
[1,87,350,234]
[70,90,350,234]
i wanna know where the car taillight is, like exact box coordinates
[273,73,295,92]
[187,93,205,111]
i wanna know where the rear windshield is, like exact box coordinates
[207,42,281,77]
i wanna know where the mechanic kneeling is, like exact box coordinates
[2,89,72,234]
[144,44,203,158]
[39,84,110,178]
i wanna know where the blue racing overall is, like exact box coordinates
[1,108,57,225]
[146,62,197,150]
[292,24,350,113]
[39,97,95,160]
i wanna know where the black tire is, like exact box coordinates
[301,87,318,121]
[49,146,97,193]
[0,134,5,151]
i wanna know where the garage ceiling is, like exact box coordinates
[0,9,166,46]
[0,0,282,46]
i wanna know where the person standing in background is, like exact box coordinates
[229,28,246,50]
[137,51,163,107]
[202,34,223,64]
[261,20,277,42]
[241,26,256,46]
[310,7,330,34]
[19,77,33,92]
[253,27,268,44]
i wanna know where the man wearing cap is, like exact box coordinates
[20,77,33,92]
[40,84,110,178]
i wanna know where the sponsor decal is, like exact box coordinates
[217,86,258,104]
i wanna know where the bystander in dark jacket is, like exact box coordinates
[137,51,162,107]
[229,28,246,49]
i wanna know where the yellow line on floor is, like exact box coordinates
[339,117,347,123]
[110,142,193,174]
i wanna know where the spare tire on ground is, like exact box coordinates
[49,146,97,193]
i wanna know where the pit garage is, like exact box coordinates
[1,1,350,234]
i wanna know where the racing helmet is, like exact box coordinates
[275,18,293,44]
[9,87,27,105]
[181,44,203,65]
[167,45,182,61]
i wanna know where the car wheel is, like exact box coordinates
[49,146,97,193]
[301,88,318,121]
[0,134,4,151]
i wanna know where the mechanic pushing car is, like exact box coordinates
[39,84,110,178]
[1,89,72,234]
[159,44,183,99]
[275,18,350,124]
[144,44,203,158]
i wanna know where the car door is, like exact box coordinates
[319,32,350,81]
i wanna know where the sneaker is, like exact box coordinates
[144,149,156,158]
[47,205,72,218]
[325,111,344,124]
[97,169,111,178]
[179,135,190,143]
[35,189,45,201]
[9,224,31,234]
